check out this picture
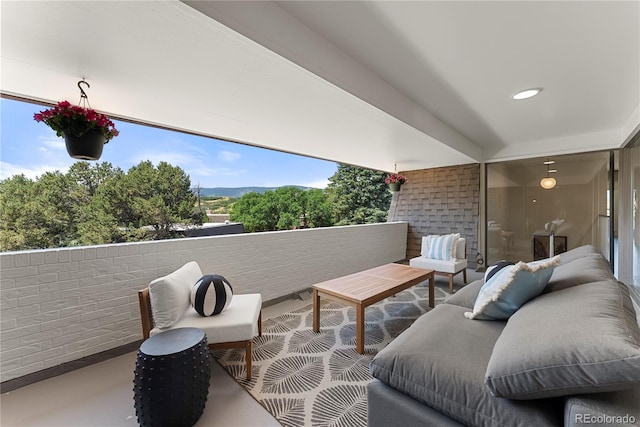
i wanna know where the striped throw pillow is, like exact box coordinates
[426,234,459,261]
[191,274,234,316]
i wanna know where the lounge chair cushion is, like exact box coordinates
[151,293,262,344]
[148,261,202,328]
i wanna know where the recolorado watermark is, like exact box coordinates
[575,413,636,425]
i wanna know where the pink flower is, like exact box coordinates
[385,173,407,184]
[33,100,119,142]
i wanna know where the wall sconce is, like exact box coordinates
[540,159,557,189]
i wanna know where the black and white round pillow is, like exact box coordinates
[191,274,233,316]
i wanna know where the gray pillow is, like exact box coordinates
[485,280,640,399]
[544,255,614,293]
[557,244,600,265]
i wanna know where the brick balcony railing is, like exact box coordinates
[0,222,408,383]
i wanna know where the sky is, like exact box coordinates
[0,98,338,189]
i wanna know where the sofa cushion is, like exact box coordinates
[370,304,563,427]
[544,255,614,293]
[368,379,470,427]
[564,386,640,427]
[464,256,560,320]
[442,279,483,309]
[485,280,640,399]
[148,261,202,329]
[557,244,600,265]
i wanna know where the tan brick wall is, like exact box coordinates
[388,164,480,267]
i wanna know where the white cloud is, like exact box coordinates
[217,150,241,162]
[260,178,329,189]
[127,150,247,183]
[40,136,66,151]
[199,167,247,177]
[0,161,69,180]
[301,179,330,189]
[129,151,202,169]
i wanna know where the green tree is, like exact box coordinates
[230,187,334,232]
[304,188,334,228]
[99,161,197,240]
[0,175,40,250]
[68,162,123,245]
[325,164,391,225]
[273,187,304,230]
[33,171,80,247]
[1,160,203,251]
[67,161,120,197]
[229,191,272,232]
[0,163,126,250]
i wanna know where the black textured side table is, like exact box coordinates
[133,327,210,427]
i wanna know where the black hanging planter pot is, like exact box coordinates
[388,182,402,192]
[63,130,106,161]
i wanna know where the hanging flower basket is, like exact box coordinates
[385,173,407,192]
[33,82,119,161]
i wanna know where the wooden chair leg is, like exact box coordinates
[258,311,262,337]
[463,268,467,284]
[449,274,454,294]
[246,341,252,381]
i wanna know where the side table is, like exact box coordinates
[133,327,210,427]
[533,234,567,260]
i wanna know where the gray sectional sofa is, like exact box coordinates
[368,245,640,427]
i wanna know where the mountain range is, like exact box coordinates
[199,186,313,198]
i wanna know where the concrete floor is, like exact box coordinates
[0,272,475,427]
[0,296,311,427]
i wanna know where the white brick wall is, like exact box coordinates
[0,222,407,383]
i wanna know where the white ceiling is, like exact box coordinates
[1,1,639,173]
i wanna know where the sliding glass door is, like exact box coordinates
[486,152,612,266]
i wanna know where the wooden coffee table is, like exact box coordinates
[312,263,434,354]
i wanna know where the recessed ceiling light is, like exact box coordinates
[548,169,557,173]
[543,160,555,165]
[513,88,542,100]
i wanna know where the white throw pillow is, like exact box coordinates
[149,261,203,328]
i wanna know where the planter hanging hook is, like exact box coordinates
[77,79,91,108]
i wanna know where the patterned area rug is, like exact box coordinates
[212,282,450,427]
